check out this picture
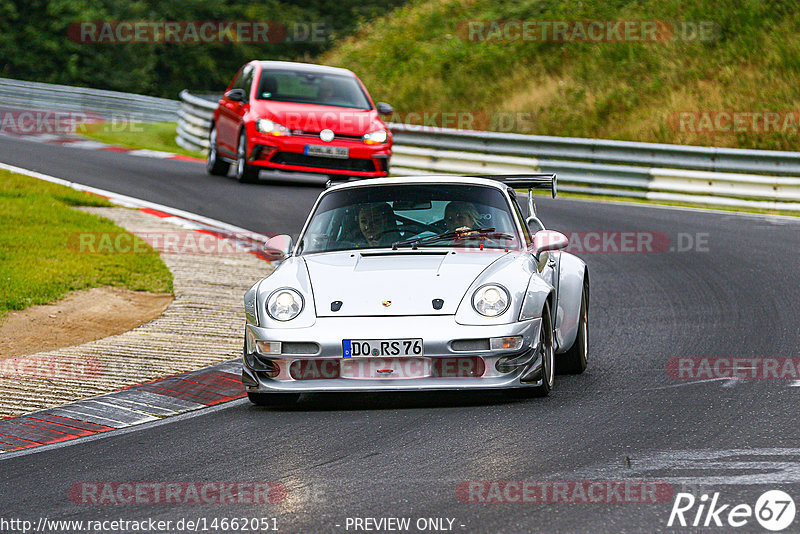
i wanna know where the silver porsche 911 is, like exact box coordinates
[242,174,589,406]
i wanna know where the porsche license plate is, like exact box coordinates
[305,144,349,159]
[343,339,423,358]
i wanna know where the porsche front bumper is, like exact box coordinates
[242,315,543,393]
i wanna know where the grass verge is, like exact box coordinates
[322,0,800,151]
[78,121,204,158]
[0,169,173,319]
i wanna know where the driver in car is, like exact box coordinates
[358,203,401,247]
[444,201,481,232]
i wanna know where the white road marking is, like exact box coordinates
[721,377,743,388]
[58,140,110,150]
[127,148,174,159]
[560,448,800,486]
[644,377,733,390]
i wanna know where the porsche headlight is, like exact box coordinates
[472,284,510,317]
[266,288,304,321]
[363,129,388,144]
[256,118,291,136]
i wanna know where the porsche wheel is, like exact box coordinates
[206,125,230,176]
[236,131,260,183]
[247,392,300,407]
[558,286,588,375]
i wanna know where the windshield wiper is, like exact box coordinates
[391,228,514,250]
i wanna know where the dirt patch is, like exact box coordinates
[0,287,172,359]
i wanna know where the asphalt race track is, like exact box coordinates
[2,134,800,533]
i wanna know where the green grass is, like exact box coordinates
[321,0,800,151]
[78,121,204,158]
[0,170,173,318]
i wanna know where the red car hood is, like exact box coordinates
[248,100,383,136]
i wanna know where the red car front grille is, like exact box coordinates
[270,152,377,172]
[291,130,363,142]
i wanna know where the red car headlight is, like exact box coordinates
[363,129,388,144]
[256,119,291,136]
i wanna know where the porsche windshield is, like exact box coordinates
[298,184,524,254]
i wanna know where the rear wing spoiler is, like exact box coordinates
[326,173,557,198]
[470,173,557,198]
[472,173,557,232]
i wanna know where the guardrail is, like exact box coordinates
[175,90,218,152]
[0,77,179,123]
[177,91,800,211]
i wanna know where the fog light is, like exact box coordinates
[252,144,277,160]
[490,336,523,351]
[256,341,281,355]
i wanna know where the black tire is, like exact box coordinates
[508,301,555,398]
[557,286,588,375]
[206,125,230,176]
[247,392,300,407]
[235,131,260,183]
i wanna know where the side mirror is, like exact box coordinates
[225,88,246,102]
[532,230,568,255]
[376,102,394,116]
[264,234,293,260]
[526,215,545,233]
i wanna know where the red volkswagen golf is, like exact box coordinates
[207,61,393,183]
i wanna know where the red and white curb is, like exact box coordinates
[0,163,279,454]
[0,361,244,453]
[0,131,204,163]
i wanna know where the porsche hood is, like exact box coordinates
[304,250,506,317]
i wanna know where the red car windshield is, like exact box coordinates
[256,70,372,110]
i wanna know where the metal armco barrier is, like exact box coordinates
[0,77,179,123]
[176,90,800,211]
[176,90,218,152]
